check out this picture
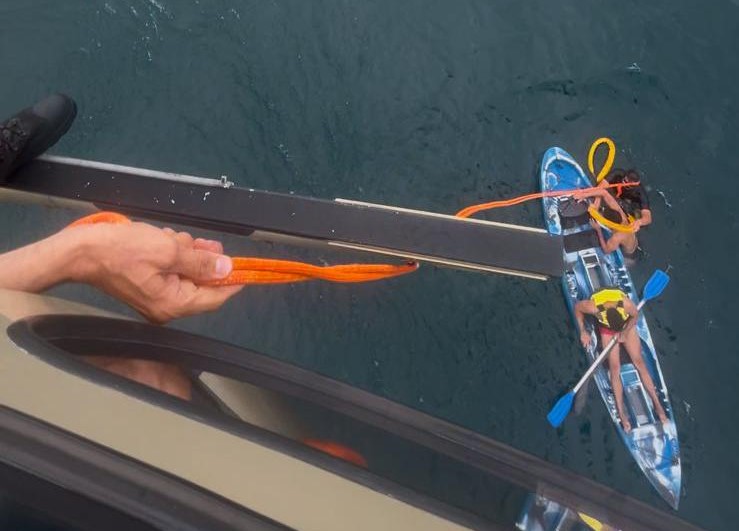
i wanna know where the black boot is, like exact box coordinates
[0,93,77,183]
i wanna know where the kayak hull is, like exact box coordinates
[540,147,681,509]
[516,493,621,531]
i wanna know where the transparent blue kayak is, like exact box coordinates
[540,147,681,509]
[516,493,621,531]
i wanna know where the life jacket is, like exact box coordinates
[591,288,630,331]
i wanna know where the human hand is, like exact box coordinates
[580,330,591,348]
[65,221,243,323]
[571,190,587,202]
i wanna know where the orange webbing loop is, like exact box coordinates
[454,181,639,219]
[209,258,417,286]
[302,438,368,468]
[67,212,418,285]
[456,189,577,219]
[67,211,133,227]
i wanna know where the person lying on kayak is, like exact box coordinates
[1,93,243,400]
[574,288,668,433]
[571,187,640,259]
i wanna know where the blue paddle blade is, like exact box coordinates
[547,391,575,428]
[643,269,670,301]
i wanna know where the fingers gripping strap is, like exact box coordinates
[67,213,418,285]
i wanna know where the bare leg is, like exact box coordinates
[621,328,668,424]
[604,335,631,433]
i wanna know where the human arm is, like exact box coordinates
[0,229,88,293]
[595,188,629,220]
[573,187,630,216]
[0,221,243,323]
[590,219,623,254]
[635,208,652,228]
[594,179,611,209]
[571,187,610,202]
[622,298,639,331]
[574,300,596,347]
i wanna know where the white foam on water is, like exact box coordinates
[147,0,165,13]
[657,189,672,208]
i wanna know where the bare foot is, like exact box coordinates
[620,414,632,434]
[650,395,669,424]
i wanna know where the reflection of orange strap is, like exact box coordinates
[303,438,368,468]
[67,212,418,285]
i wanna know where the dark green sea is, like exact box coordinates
[2,1,738,529]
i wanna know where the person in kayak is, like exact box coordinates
[574,288,668,433]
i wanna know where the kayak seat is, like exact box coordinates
[558,198,591,229]
[621,364,654,427]
[563,230,599,254]
[579,251,605,292]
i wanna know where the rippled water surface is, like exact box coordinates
[2,1,738,529]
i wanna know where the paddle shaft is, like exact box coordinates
[572,299,646,394]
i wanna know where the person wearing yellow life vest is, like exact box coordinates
[574,288,668,433]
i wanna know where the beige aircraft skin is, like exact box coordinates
[0,288,472,531]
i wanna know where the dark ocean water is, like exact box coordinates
[2,1,738,528]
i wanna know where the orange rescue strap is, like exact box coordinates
[68,133,638,287]
[454,180,639,219]
[68,180,638,286]
[67,212,418,286]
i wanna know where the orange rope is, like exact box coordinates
[67,212,418,285]
[454,181,639,219]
